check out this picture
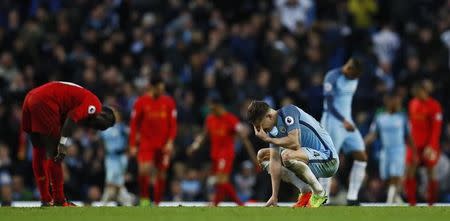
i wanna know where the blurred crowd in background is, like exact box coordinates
[1,0,450,205]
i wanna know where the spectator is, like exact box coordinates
[234,161,256,202]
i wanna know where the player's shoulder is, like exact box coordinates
[324,68,341,81]
[280,104,301,116]
[428,98,442,109]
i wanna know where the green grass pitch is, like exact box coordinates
[1,207,449,221]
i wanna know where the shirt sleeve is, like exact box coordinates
[68,96,102,123]
[279,105,300,133]
[129,98,142,147]
[324,72,346,122]
[429,101,443,149]
[167,97,177,141]
[369,115,378,134]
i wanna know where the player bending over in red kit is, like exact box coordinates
[187,95,258,206]
[22,81,115,206]
[405,80,443,206]
[129,75,177,206]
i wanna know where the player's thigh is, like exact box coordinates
[137,149,155,175]
[324,123,346,154]
[213,157,234,176]
[154,148,171,172]
[342,130,365,155]
[302,147,339,178]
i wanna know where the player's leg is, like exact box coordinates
[29,133,53,205]
[257,148,311,192]
[101,157,119,204]
[319,118,345,201]
[425,162,438,205]
[137,148,154,206]
[212,157,243,206]
[39,134,71,206]
[404,147,418,206]
[153,149,170,205]
[343,131,367,205]
[116,155,134,206]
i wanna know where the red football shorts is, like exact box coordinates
[406,146,440,168]
[137,147,170,171]
[212,156,234,175]
[22,93,60,138]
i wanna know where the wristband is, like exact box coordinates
[59,137,69,146]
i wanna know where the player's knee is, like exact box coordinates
[257,148,269,163]
[281,150,292,166]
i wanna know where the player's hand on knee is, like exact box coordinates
[343,120,355,132]
[265,195,278,207]
[54,144,67,162]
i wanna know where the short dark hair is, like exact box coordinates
[348,57,363,74]
[149,74,164,86]
[247,100,270,124]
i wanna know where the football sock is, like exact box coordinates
[138,175,150,199]
[319,177,331,197]
[347,160,367,201]
[405,177,417,205]
[427,179,438,205]
[223,182,244,206]
[48,160,65,203]
[101,186,116,204]
[213,183,226,206]
[387,184,396,204]
[261,160,310,193]
[153,177,166,205]
[32,147,52,203]
[118,186,134,206]
[286,160,323,195]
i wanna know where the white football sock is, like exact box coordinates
[118,186,134,206]
[286,160,323,194]
[347,160,367,201]
[387,184,396,204]
[261,160,311,193]
[101,186,116,205]
[319,177,331,197]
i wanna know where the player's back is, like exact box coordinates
[373,110,408,152]
[322,68,358,121]
[28,81,98,114]
[277,104,336,157]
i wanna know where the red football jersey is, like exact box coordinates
[206,112,240,159]
[409,97,443,149]
[22,81,102,137]
[129,94,177,149]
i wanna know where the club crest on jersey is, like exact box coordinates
[278,126,286,133]
[284,116,294,126]
[88,105,96,114]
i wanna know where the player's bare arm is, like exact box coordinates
[187,126,207,156]
[254,126,301,150]
[364,131,377,146]
[54,117,77,162]
[236,123,259,168]
[266,146,281,207]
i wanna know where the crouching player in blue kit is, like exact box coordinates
[248,101,339,207]
[364,93,416,204]
[100,108,135,206]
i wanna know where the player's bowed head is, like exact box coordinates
[247,100,277,133]
[82,106,116,131]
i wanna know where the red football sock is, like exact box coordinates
[153,177,166,205]
[32,147,52,203]
[427,179,438,205]
[213,183,226,206]
[223,183,244,206]
[138,175,150,199]
[405,178,417,206]
[47,160,65,203]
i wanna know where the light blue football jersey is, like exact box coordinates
[370,110,409,151]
